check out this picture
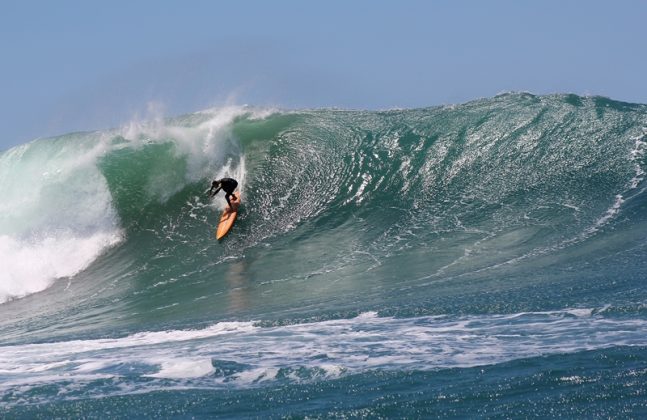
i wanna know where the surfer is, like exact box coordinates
[208,177,238,210]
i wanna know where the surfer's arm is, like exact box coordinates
[208,186,222,197]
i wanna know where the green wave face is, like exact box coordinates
[2,94,647,337]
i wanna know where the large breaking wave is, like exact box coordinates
[2,93,647,413]
[0,93,646,324]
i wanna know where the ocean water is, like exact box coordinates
[1,93,647,418]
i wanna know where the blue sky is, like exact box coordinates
[1,0,645,150]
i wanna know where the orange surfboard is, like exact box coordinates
[216,193,241,240]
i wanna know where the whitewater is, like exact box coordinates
[1,93,647,417]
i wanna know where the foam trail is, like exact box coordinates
[1,309,647,398]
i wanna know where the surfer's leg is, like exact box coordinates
[225,193,234,210]
[226,187,237,202]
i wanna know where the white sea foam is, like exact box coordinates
[0,137,124,303]
[0,232,122,302]
[1,309,646,399]
[146,359,215,379]
[233,367,280,385]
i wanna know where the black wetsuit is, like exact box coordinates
[209,178,238,209]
